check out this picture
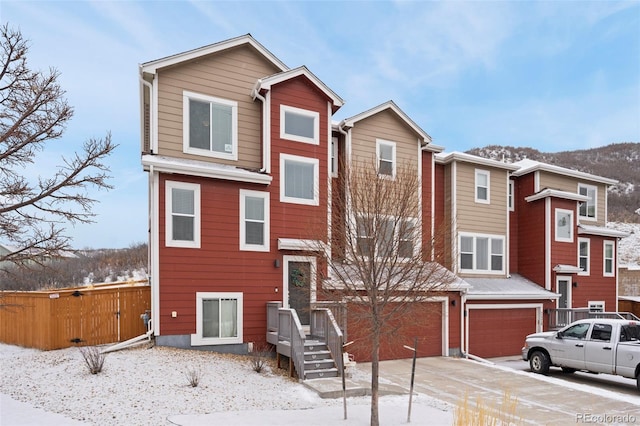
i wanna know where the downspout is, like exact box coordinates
[148,164,157,337]
[461,291,466,357]
[251,80,269,173]
[139,75,155,153]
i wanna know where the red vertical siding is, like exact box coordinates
[421,151,434,259]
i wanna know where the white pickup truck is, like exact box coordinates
[522,318,640,391]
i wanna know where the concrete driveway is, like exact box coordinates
[368,357,640,425]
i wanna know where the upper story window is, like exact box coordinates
[280,105,319,144]
[331,136,338,178]
[508,180,514,211]
[603,241,615,276]
[166,181,201,249]
[240,190,269,252]
[356,215,417,259]
[578,183,597,221]
[280,154,319,205]
[459,233,504,273]
[555,209,573,242]
[475,169,490,204]
[376,139,396,178]
[578,237,590,275]
[183,91,238,160]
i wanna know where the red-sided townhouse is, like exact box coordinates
[139,35,628,376]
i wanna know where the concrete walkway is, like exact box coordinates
[305,357,640,425]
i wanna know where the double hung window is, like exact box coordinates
[603,241,615,276]
[376,139,396,178]
[166,181,200,248]
[240,190,269,252]
[475,169,490,203]
[578,238,590,275]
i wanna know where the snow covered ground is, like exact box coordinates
[0,343,452,426]
[609,222,640,268]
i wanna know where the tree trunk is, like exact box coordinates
[370,331,380,426]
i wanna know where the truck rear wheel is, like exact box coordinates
[530,351,550,375]
[637,373,640,392]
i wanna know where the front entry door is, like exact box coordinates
[556,276,572,326]
[289,261,310,324]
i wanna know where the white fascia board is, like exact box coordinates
[341,101,432,144]
[466,293,560,300]
[525,189,589,203]
[577,224,630,238]
[141,155,271,185]
[140,34,288,74]
[258,66,344,108]
[512,160,618,185]
[435,152,520,170]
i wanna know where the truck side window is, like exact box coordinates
[590,324,611,342]
[621,325,640,342]
[562,323,590,339]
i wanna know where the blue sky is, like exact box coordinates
[3,1,639,249]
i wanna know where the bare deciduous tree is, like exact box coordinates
[316,159,457,426]
[0,23,116,267]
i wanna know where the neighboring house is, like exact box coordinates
[139,35,627,365]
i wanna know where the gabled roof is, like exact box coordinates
[340,101,433,146]
[435,151,520,171]
[464,274,559,300]
[511,159,617,185]
[255,66,344,110]
[140,34,288,74]
[578,224,629,238]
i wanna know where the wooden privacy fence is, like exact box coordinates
[0,282,150,350]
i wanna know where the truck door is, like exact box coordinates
[552,322,589,369]
[584,323,615,374]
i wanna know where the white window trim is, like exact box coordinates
[588,301,605,312]
[458,232,505,274]
[165,181,201,249]
[331,136,338,178]
[508,180,514,211]
[191,292,243,346]
[355,214,418,260]
[603,240,615,277]
[555,208,574,243]
[280,105,319,145]
[475,169,490,204]
[578,183,597,221]
[578,237,590,276]
[239,190,270,252]
[280,153,319,206]
[183,91,238,161]
[376,139,396,178]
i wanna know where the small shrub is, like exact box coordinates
[250,343,272,373]
[79,346,106,374]
[185,366,202,387]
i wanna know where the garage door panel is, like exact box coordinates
[347,302,443,362]
[469,308,536,358]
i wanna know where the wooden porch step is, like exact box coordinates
[305,367,339,380]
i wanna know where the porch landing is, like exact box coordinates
[303,376,407,399]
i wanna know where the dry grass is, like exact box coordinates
[453,389,522,426]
